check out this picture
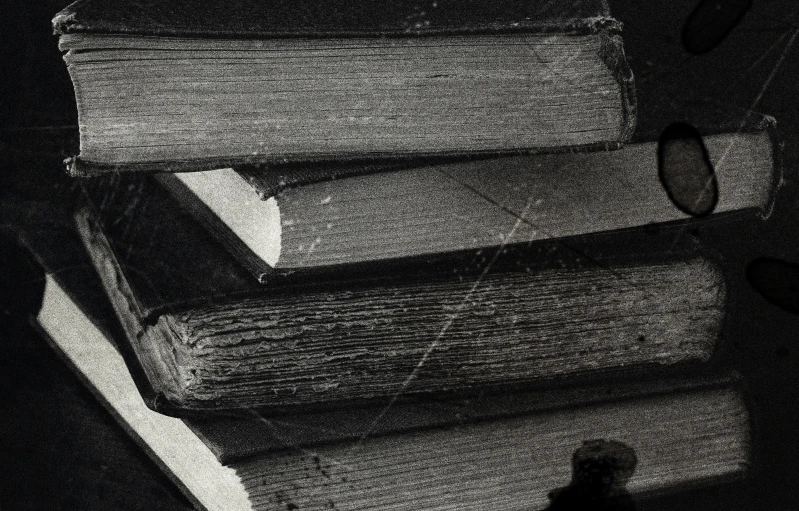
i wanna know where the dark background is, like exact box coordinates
[1,0,798,509]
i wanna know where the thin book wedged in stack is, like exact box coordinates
[156,112,780,281]
[52,0,635,176]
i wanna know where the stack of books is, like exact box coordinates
[34,0,780,509]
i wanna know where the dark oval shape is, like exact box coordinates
[682,0,752,54]
[747,258,799,314]
[658,122,718,217]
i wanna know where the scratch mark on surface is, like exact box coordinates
[667,22,799,252]
[298,236,322,266]
[435,168,635,285]
[727,24,795,88]
[715,22,799,170]
[347,196,537,451]
[245,409,353,471]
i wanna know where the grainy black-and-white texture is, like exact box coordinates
[3,0,799,510]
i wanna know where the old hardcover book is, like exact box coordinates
[157,116,779,280]
[53,0,636,176]
[74,173,727,413]
[35,276,750,511]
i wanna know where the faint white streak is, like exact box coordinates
[347,197,537,453]
[670,22,799,250]
[245,409,353,471]
[436,168,634,285]
[714,22,799,172]
[298,236,322,266]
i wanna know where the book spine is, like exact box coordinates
[73,204,188,414]
[760,114,784,220]
[599,30,637,144]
